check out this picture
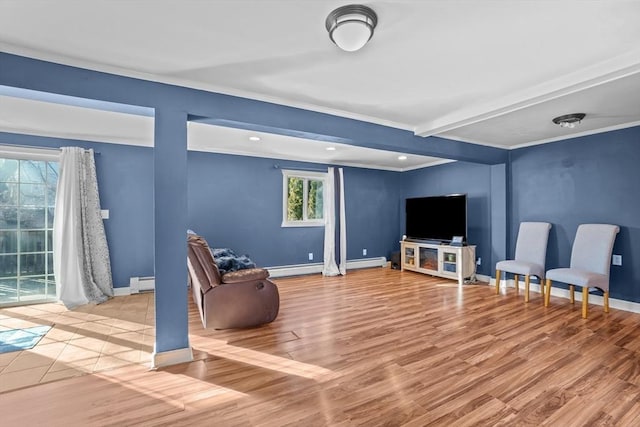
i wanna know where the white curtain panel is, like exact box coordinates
[323,167,347,276]
[338,167,346,275]
[54,147,113,308]
[323,167,339,276]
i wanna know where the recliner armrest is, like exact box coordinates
[221,268,270,284]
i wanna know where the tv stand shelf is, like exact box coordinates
[401,241,476,285]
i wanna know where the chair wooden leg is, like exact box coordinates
[495,270,501,294]
[540,277,545,300]
[524,275,530,303]
[604,291,610,313]
[544,279,551,307]
[569,285,575,304]
[582,287,589,319]
[514,274,519,294]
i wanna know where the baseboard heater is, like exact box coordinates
[129,276,155,293]
[267,257,387,278]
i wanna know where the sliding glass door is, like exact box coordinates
[0,157,58,306]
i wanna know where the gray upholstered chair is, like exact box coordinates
[545,224,620,319]
[495,222,552,302]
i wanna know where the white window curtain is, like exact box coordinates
[323,167,346,276]
[53,147,113,308]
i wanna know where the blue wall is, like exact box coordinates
[401,161,493,276]
[0,133,403,287]
[343,166,402,260]
[510,126,640,302]
[0,132,155,288]
[0,52,509,354]
[5,125,640,305]
[187,151,401,266]
[3,52,640,337]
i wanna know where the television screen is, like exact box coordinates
[405,194,467,243]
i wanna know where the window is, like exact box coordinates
[282,170,325,227]
[0,147,59,306]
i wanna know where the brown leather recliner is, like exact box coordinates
[187,233,279,329]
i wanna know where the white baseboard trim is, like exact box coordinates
[268,263,323,278]
[488,278,640,315]
[130,276,155,294]
[476,274,491,283]
[267,257,387,278]
[348,257,388,270]
[151,345,193,370]
[113,287,131,297]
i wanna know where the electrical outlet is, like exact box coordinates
[476,257,481,266]
[363,248,367,256]
[308,252,314,261]
[612,254,622,266]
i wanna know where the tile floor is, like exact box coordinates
[0,293,154,393]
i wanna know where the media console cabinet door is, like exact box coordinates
[440,248,460,276]
[402,243,417,270]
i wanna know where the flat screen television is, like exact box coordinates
[405,194,467,243]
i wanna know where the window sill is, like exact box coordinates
[281,221,325,228]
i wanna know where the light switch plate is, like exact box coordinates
[612,254,622,266]
[101,209,109,219]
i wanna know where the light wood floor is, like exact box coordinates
[2,267,640,426]
[0,293,154,392]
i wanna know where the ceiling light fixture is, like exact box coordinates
[325,4,378,52]
[326,146,337,151]
[552,113,586,129]
[398,155,407,161]
[249,136,261,141]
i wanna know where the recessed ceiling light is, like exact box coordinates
[398,155,408,160]
[326,146,337,151]
[249,136,261,141]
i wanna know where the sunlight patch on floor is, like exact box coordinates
[200,341,337,382]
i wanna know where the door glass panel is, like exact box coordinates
[0,254,17,277]
[0,278,17,303]
[0,183,18,206]
[0,157,57,306]
[19,207,46,229]
[18,276,48,302]
[0,230,18,253]
[20,160,47,183]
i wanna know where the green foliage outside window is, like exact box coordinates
[287,177,303,221]
[307,180,323,219]
[285,175,324,223]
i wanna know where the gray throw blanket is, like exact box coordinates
[211,247,256,274]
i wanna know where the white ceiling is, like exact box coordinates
[0,94,446,171]
[1,0,640,166]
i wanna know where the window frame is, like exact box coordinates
[281,169,326,228]
[0,145,60,307]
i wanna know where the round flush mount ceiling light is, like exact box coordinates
[552,113,586,129]
[398,155,408,161]
[326,146,337,151]
[249,136,261,141]
[325,4,378,52]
